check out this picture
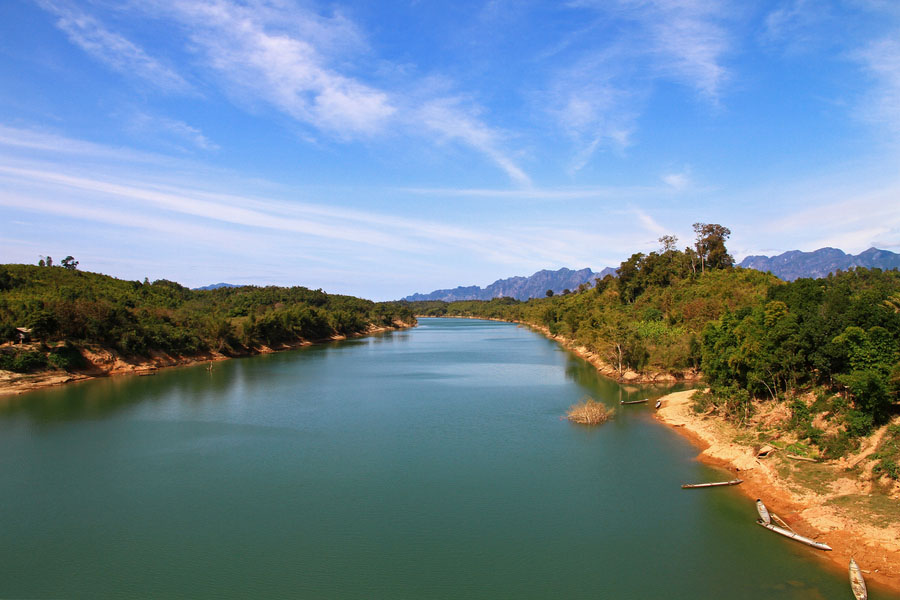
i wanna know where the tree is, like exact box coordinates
[658,234,678,253]
[546,289,554,297]
[61,256,79,270]
[692,223,733,273]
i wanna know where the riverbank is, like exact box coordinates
[655,389,900,594]
[0,320,414,398]
[418,316,701,384]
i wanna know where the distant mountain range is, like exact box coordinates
[402,247,900,303]
[738,247,900,281]
[402,267,616,302]
[194,282,240,291]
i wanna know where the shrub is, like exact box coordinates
[0,349,48,373]
[48,343,86,371]
[821,432,860,459]
[873,459,900,480]
[566,398,614,425]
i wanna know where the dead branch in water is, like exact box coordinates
[567,397,614,425]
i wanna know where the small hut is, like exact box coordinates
[15,327,32,344]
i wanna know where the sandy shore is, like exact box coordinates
[655,389,900,594]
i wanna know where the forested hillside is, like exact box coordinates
[0,264,415,373]
[410,225,900,462]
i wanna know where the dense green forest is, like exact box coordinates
[0,263,415,372]
[409,225,900,462]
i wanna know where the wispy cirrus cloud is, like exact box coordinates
[35,0,531,184]
[547,53,637,173]
[548,0,731,171]
[568,0,732,100]
[36,0,191,93]
[157,0,395,138]
[127,113,219,152]
[854,35,900,137]
[416,98,531,187]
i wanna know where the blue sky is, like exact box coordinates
[1,0,899,300]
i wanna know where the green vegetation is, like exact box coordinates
[0,264,415,373]
[408,225,900,459]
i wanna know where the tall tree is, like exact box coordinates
[692,223,733,273]
[658,234,678,253]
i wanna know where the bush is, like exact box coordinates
[566,398,614,425]
[0,349,48,373]
[845,409,875,437]
[874,459,900,480]
[48,343,86,371]
[821,432,860,459]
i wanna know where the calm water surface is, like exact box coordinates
[0,318,887,598]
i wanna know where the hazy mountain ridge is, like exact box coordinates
[739,247,900,281]
[194,283,240,291]
[403,267,616,302]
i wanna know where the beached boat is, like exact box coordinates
[654,399,662,409]
[755,499,830,549]
[850,558,868,600]
[756,499,771,525]
[620,399,648,405]
[756,520,832,550]
[681,479,743,489]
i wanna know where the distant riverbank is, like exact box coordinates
[655,389,900,594]
[418,315,701,384]
[0,321,415,398]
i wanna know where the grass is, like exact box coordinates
[567,397,614,425]
[775,459,840,496]
[828,493,900,529]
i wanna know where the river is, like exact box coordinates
[0,318,877,598]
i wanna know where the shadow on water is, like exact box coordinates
[563,355,693,404]
[0,328,416,425]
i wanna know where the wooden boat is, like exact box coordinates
[755,519,832,551]
[620,399,648,405]
[756,499,771,525]
[850,558,867,600]
[681,479,743,489]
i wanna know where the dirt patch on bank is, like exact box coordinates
[656,389,900,594]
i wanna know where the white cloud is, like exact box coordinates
[128,113,219,151]
[415,98,531,187]
[139,0,530,183]
[156,0,394,138]
[548,60,637,172]
[634,208,666,237]
[546,1,731,171]
[37,0,191,93]
[762,0,832,52]
[568,0,731,100]
[662,171,690,190]
[635,0,730,101]
[855,35,900,137]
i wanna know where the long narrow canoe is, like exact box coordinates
[756,521,832,551]
[850,558,868,600]
[756,499,771,525]
[682,479,743,489]
[620,399,648,405]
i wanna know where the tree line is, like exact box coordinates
[0,264,415,371]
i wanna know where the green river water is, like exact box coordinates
[0,318,889,599]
